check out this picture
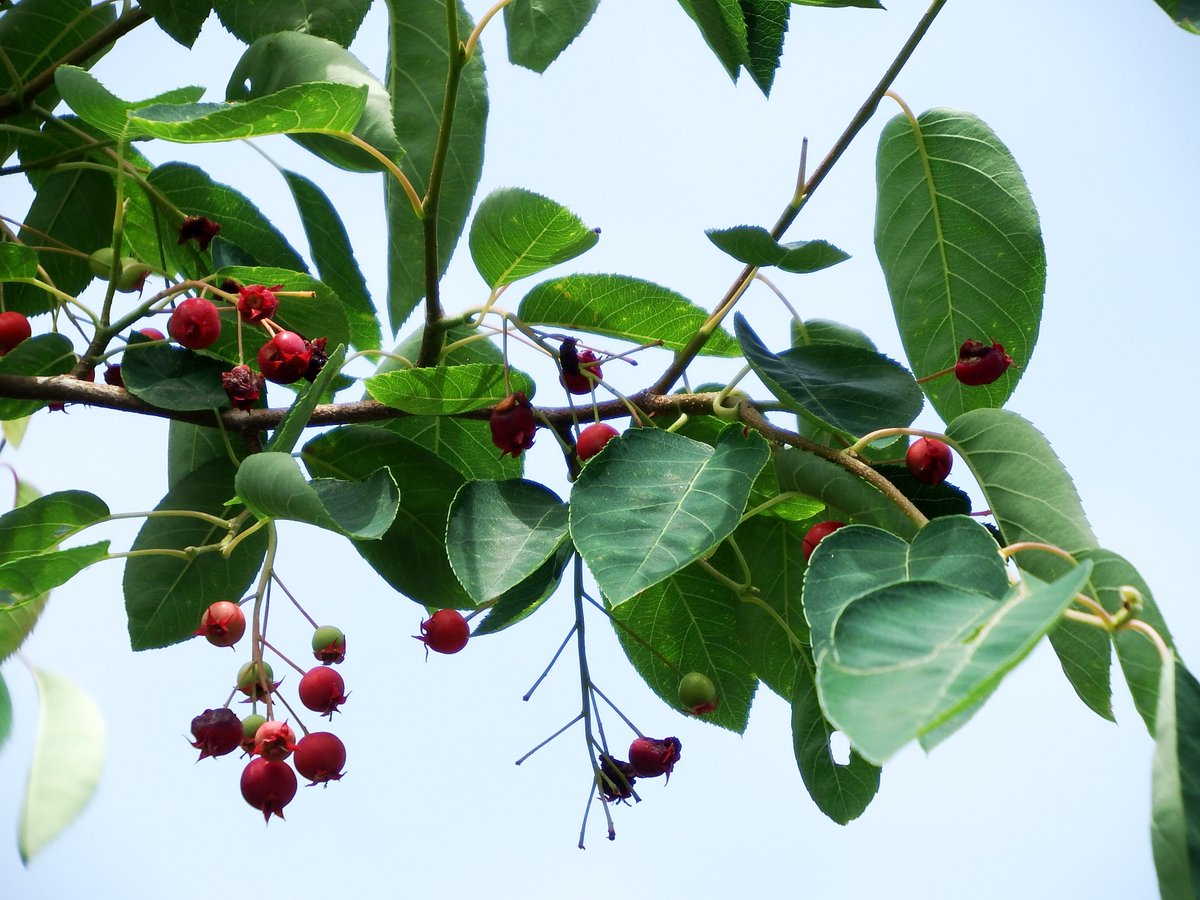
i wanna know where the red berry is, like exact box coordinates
[598,755,637,804]
[189,708,243,761]
[240,714,267,754]
[954,339,1013,386]
[257,330,312,384]
[576,422,619,461]
[489,391,536,458]
[236,661,278,701]
[0,311,32,354]
[240,757,297,822]
[298,666,348,718]
[906,437,953,485]
[628,736,682,780]
[195,600,246,647]
[802,520,846,562]
[137,327,166,341]
[237,284,281,324]
[252,720,297,761]
[561,349,602,395]
[311,625,346,665]
[294,732,347,785]
[678,672,719,716]
[416,608,470,655]
[103,364,124,388]
[221,363,265,410]
[168,297,222,349]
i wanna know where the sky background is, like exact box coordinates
[2,1,1198,897]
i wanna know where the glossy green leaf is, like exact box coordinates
[54,67,206,138]
[473,544,573,635]
[282,170,381,350]
[741,0,789,95]
[366,364,534,415]
[469,188,599,288]
[875,108,1045,422]
[571,426,770,605]
[166,421,250,490]
[447,480,569,603]
[788,0,882,7]
[1152,0,1200,33]
[266,344,348,454]
[818,561,1092,764]
[874,463,973,522]
[136,0,211,47]
[677,0,749,80]
[385,415,521,481]
[736,314,923,440]
[385,0,488,327]
[120,341,231,411]
[0,673,11,750]
[774,447,918,538]
[235,451,398,540]
[504,0,600,72]
[123,459,267,650]
[0,542,108,603]
[18,667,105,864]
[946,408,1111,720]
[0,335,78,420]
[519,274,741,356]
[0,0,115,98]
[1150,654,1200,899]
[0,243,39,280]
[707,225,849,273]
[302,426,474,608]
[213,0,372,45]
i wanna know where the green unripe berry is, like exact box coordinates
[678,671,719,715]
[88,248,150,292]
[240,713,268,753]
[311,625,347,665]
[236,661,276,700]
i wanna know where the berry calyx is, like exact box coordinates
[678,671,719,715]
[576,422,619,461]
[195,600,246,647]
[240,757,297,823]
[311,626,346,665]
[906,437,953,485]
[257,330,312,384]
[628,736,682,780]
[252,720,297,761]
[298,666,348,718]
[598,755,637,803]
[236,284,281,324]
[168,297,222,350]
[802,520,846,562]
[416,608,470,655]
[954,339,1013,386]
[561,349,602,395]
[294,732,347,785]
[189,708,243,761]
[489,391,536,458]
[0,311,32,355]
[240,714,268,754]
[236,661,278,700]
[221,364,265,410]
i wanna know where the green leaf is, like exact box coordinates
[740,0,789,95]
[945,408,1111,720]
[0,243,40,280]
[736,314,923,440]
[282,170,381,351]
[385,0,488,328]
[302,426,474,608]
[0,542,108,603]
[503,0,600,72]
[818,561,1093,764]
[19,667,105,865]
[774,447,919,538]
[235,451,398,540]
[788,0,882,7]
[366,364,534,415]
[0,0,115,99]
[1152,0,1200,33]
[707,225,849,273]
[0,335,78,420]
[123,459,267,650]
[677,0,749,80]
[166,420,249,490]
[120,341,231,411]
[213,0,372,45]
[0,672,11,751]
[875,463,973,522]
[266,344,348,454]
[875,108,1045,422]
[519,274,741,356]
[473,543,573,635]
[136,0,211,47]
[447,480,569,603]
[469,188,599,288]
[54,67,207,139]
[1151,654,1200,899]
[571,426,770,605]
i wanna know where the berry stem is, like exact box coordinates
[739,592,807,653]
[249,524,278,718]
[463,0,515,60]
[588,682,643,739]
[268,686,311,738]
[522,624,577,702]
[755,271,810,345]
[999,541,1077,565]
[269,571,320,629]
[582,592,684,677]
[697,558,750,595]
[843,426,948,456]
[739,491,809,523]
[514,713,583,766]
[259,637,308,676]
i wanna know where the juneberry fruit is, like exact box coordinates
[88,248,150,293]
[103,364,124,388]
[416,608,470,655]
[168,297,222,350]
[298,666,348,717]
[598,755,637,803]
[802,520,846,562]
[311,625,346,665]
[561,349,602,395]
[906,437,953,485]
[257,330,312,384]
[190,708,243,761]
[137,327,166,342]
[954,339,1013,386]
[240,714,268,754]
[221,364,265,410]
[195,600,246,647]
[252,720,297,761]
[236,284,281,324]
[678,672,719,715]
[576,422,619,461]
[0,311,31,355]
[178,215,221,251]
[294,732,347,785]
[240,757,297,823]
[236,661,278,701]
[628,736,682,780]
[489,391,536,458]
[303,336,329,382]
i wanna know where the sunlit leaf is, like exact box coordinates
[469,187,599,288]
[504,0,600,72]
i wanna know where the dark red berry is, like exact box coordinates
[906,437,953,485]
[0,311,32,354]
[221,364,265,410]
[103,364,124,388]
[311,625,346,665]
[195,600,246,647]
[252,720,297,761]
[628,736,682,780]
[236,661,278,701]
[137,327,166,341]
[489,391,536,458]
[168,297,222,350]
[298,666,348,718]
[802,520,846,562]
[240,757,297,823]
[237,284,281,324]
[294,732,347,785]
[416,608,470,655]
[577,422,619,461]
[189,708,243,761]
[240,714,267,754]
[954,339,1013,386]
[178,215,221,251]
[678,672,719,716]
[257,331,312,384]
[561,349,602,395]
[598,755,637,804]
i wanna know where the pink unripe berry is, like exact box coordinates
[252,720,297,761]
[195,600,246,647]
[294,732,347,785]
[298,666,348,718]
[906,437,953,485]
[802,520,846,562]
[168,297,222,349]
[416,608,470,655]
[240,757,297,823]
